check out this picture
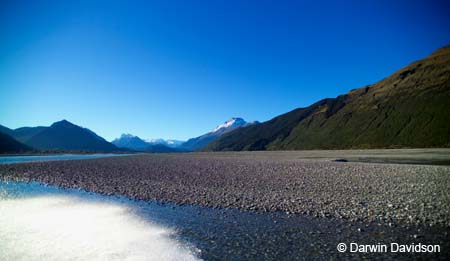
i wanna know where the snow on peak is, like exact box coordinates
[212,117,246,133]
[145,138,164,143]
[144,138,185,148]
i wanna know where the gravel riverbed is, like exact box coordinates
[1,151,449,228]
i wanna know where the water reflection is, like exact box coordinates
[0,182,200,261]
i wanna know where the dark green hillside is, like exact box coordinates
[0,125,14,137]
[12,126,47,143]
[0,132,32,153]
[26,120,119,152]
[206,45,450,151]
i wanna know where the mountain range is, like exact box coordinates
[0,117,253,153]
[110,117,254,152]
[0,120,120,153]
[205,44,450,151]
[145,139,185,148]
[2,44,449,153]
[111,134,183,152]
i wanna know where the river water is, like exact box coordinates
[0,154,131,164]
[0,156,448,260]
[0,181,200,260]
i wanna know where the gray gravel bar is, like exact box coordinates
[0,150,449,228]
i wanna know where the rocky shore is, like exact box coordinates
[1,151,449,228]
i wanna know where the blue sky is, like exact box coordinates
[1,0,449,141]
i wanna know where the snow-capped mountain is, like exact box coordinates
[145,138,185,148]
[212,117,248,134]
[112,117,257,152]
[112,134,183,152]
[181,117,257,151]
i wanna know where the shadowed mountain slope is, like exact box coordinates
[0,132,32,153]
[144,144,183,153]
[181,118,254,151]
[0,125,13,136]
[25,120,119,152]
[206,45,450,151]
[11,126,47,143]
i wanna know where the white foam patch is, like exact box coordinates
[0,196,201,261]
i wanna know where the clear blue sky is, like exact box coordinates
[1,0,449,141]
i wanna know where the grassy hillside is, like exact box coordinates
[206,45,450,151]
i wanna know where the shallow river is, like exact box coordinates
[0,154,131,164]
[0,155,448,260]
[1,181,448,260]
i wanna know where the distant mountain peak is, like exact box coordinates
[23,120,118,152]
[57,119,70,124]
[113,133,143,142]
[181,117,255,151]
[51,119,76,128]
[120,133,136,138]
[112,133,149,150]
[212,117,247,133]
[111,133,182,152]
[145,138,185,148]
[146,138,165,143]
